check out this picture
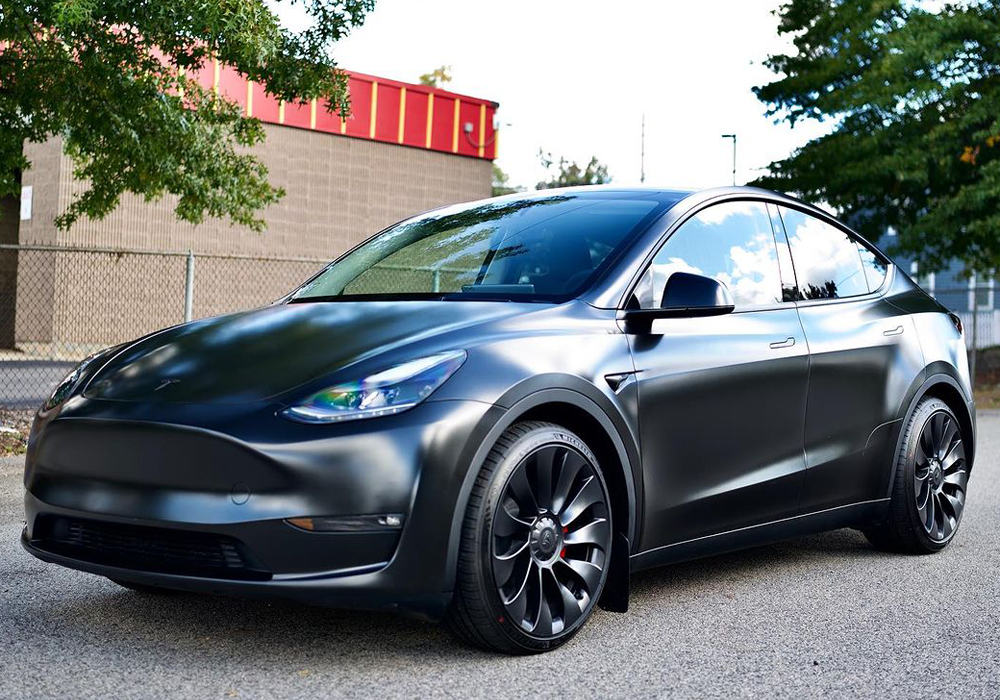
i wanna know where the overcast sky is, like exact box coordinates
[274,0,830,191]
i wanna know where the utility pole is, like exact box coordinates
[640,113,646,184]
[721,133,737,185]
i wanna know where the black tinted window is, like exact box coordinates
[856,241,888,292]
[291,193,672,302]
[635,201,782,308]
[780,207,868,300]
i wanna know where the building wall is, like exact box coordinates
[14,123,492,346]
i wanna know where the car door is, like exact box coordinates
[776,205,925,511]
[626,200,809,552]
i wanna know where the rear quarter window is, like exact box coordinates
[780,207,869,300]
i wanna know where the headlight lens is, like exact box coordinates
[43,348,112,411]
[282,350,467,424]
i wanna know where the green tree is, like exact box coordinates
[536,150,611,190]
[418,65,452,88]
[491,163,521,197]
[754,0,1000,276]
[0,0,374,232]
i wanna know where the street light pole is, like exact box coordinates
[640,113,646,184]
[721,133,736,185]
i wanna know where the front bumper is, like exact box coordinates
[22,398,503,619]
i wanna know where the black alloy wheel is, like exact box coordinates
[447,421,613,654]
[491,442,611,638]
[912,408,968,542]
[864,397,971,554]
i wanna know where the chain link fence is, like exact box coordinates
[0,244,327,409]
[1,245,998,409]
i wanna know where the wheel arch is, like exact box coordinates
[443,385,641,600]
[886,371,976,499]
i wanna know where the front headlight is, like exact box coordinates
[43,348,114,411]
[281,350,467,424]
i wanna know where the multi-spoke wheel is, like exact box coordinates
[912,408,968,542]
[864,397,971,554]
[446,421,613,654]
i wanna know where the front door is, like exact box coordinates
[627,200,809,552]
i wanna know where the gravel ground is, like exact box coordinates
[2,415,998,700]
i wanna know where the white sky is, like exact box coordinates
[274,0,831,191]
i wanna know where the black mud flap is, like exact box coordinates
[598,531,629,613]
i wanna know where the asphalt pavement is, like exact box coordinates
[2,415,998,699]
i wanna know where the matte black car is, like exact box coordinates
[22,186,975,654]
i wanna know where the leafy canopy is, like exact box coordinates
[0,0,374,231]
[491,163,521,197]
[754,0,1000,276]
[536,150,611,190]
[418,65,452,88]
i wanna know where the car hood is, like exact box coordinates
[84,301,527,404]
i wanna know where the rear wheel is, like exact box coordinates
[446,421,613,654]
[864,397,970,553]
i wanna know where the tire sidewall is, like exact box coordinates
[474,425,612,653]
[900,398,959,551]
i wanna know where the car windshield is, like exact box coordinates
[289,191,678,302]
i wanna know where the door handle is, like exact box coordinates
[883,325,904,337]
[769,337,795,349]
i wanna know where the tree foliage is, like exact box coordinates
[536,150,611,190]
[418,65,451,88]
[0,0,374,231]
[491,163,521,196]
[754,0,1000,275]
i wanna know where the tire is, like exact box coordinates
[446,421,613,654]
[864,397,970,554]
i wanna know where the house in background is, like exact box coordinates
[881,228,998,349]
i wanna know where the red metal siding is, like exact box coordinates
[189,66,496,160]
[344,76,372,138]
[216,64,246,108]
[403,90,430,148]
[431,96,455,152]
[375,84,400,142]
[250,81,281,123]
[283,100,312,130]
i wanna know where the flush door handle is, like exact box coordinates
[883,325,904,337]
[769,337,795,349]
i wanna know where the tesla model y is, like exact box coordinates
[22,186,975,653]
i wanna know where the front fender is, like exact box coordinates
[440,382,641,597]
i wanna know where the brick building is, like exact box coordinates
[0,68,498,352]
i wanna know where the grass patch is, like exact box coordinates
[0,409,32,456]
[974,385,1000,411]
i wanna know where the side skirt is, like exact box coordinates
[629,499,889,573]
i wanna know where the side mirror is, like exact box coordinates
[660,271,734,310]
[620,272,735,333]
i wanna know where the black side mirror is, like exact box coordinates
[659,271,734,310]
[620,272,735,333]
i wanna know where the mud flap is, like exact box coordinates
[598,531,629,613]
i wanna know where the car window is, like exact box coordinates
[856,240,888,292]
[290,193,675,302]
[779,207,869,300]
[634,201,782,309]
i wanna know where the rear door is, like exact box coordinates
[627,200,809,551]
[776,206,924,510]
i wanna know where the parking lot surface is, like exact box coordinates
[2,414,998,699]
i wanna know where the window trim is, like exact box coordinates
[626,198,790,314]
[614,193,894,312]
[776,203,888,306]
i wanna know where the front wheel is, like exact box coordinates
[864,397,970,553]
[446,421,613,654]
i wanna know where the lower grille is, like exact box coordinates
[33,515,270,581]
